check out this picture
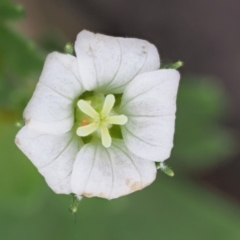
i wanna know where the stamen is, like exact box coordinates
[100,124,112,148]
[76,122,98,137]
[77,100,99,119]
[76,94,128,148]
[106,115,128,125]
[101,94,115,116]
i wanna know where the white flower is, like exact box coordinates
[15,30,180,199]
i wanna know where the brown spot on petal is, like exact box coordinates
[99,192,106,198]
[131,182,142,192]
[83,192,93,198]
[126,179,142,192]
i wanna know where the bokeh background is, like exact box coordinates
[1,0,240,239]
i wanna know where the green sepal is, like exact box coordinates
[161,61,184,69]
[64,42,74,55]
[69,194,82,215]
[15,119,25,128]
[156,162,174,177]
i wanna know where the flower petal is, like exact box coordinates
[71,139,156,199]
[75,30,160,93]
[39,52,83,99]
[120,69,180,162]
[23,52,84,135]
[15,126,82,194]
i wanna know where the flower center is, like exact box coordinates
[76,94,128,148]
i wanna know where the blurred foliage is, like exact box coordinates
[1,120,240,240]
[0,1,240,239]
[0,0,24,22]
[0,0,43,114]
[172,77,235,171]
[38,30,69,53]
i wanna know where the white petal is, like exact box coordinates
[39,52,83,99]
[23,84,73,134]
[120,69,180,162]
[15,126,82,194]
[75,30,160,93]
[23,52,84,135]
[71,139,156,199]
[106,38,160,93]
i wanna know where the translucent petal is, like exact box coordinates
[23,84,74,135]
[15,126,82,194]
[121,69,180,161]
[23,52,84,135]
[75,30,160,93]
[39,52,83,99]
[71,139,156,199]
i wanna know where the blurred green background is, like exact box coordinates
[1,0,240,239]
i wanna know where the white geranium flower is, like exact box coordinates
[15,30,180,200]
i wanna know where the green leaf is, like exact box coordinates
[1,143,240,240]
[171,77,235,171]
[0,0,24,22]
[0,25,44,111]
[0,25,43,77]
